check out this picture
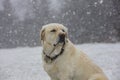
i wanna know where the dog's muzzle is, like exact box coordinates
[58,34,65,43]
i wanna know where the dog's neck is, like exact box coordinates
[42,41,65,63]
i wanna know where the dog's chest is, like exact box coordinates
[44,59,75,80]
[44,63,60,79]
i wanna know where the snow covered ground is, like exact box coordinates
[0,43,120,80]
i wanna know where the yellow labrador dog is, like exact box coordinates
[40,23,108,80]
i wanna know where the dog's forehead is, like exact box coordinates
[43,23,65,30]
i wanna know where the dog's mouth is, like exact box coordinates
[54,34,66,46]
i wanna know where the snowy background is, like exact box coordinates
[0,0,120,80]
[0,43,120,80]
[0,0,120,48]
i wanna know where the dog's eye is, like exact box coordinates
[62,29,65,32]
[50,29,56,32]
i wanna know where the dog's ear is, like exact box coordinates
[40,27,45,41]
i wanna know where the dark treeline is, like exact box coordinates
[0,0,120,48]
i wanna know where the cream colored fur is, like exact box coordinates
[40,23,108,80]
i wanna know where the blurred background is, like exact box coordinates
[0,0,120,48]
[0,0,120,80]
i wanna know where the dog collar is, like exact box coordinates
[43,42,65,63]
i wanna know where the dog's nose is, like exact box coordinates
[59,34,65,43]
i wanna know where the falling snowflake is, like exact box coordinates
[8,13,11,16]
[86,12,91,15]
[99,0,103,4]
[73,11,76,15]
[94,2,98,7]
[52,16,56,19]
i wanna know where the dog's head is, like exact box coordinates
[40,23,68,46]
